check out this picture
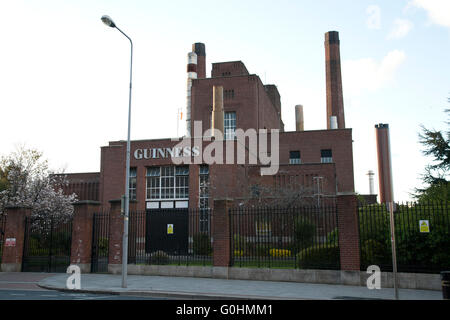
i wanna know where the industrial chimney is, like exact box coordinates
[193,43,206,79]
[186,51,197,137]
[295,105,304,131]
[367,170,375,195]
[325,31,345,130]
[375,124,394,203]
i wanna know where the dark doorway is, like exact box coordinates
[146,208,189,255]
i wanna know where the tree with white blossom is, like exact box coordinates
[0,147,77,222]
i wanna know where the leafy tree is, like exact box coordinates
[415,101,450,201]
[0,147,77,221]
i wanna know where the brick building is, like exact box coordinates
[65,31,354,212]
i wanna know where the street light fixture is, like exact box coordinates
[101,15,133,289]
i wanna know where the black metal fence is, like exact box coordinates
[0,214,6,264]
[22,216,73,273]
[127,208,213,266]
[91,211,110,273]
[229,204,340,270]
[359,201,450,274]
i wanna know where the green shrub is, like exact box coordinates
[149,250,169,265]
[360,239,391,267]
[325,228,339,245]
[193,233,212,255]
[96,237,109,256]
[296,244,340,269]
[293,217,316,250]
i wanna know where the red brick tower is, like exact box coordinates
[325,31,345,129]
[193,43,206,79]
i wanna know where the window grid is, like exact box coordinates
[224,111,236,140]
[146,166,189,200]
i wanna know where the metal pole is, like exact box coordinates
[388,201,399,300]
[114,25,133,289]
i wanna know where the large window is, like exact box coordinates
[224,111,236,140]
[146,166,189,200]
[321,149,333,163]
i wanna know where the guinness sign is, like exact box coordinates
[134,147,200,160]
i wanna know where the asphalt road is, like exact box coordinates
[0,272,163,300]
[0,289,163,300]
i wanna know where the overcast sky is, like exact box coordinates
[1,0,449,201]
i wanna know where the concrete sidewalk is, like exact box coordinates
[38,273,443,300]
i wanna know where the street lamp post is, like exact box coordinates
[101,15,133,288]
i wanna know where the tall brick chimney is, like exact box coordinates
[325,31,345,129]
[193,43,206,79]
[375,124,394,203]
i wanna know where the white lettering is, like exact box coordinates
[134,149,143,160]
[367,265,381,289]
[66,265,81,290]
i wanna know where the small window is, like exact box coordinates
[224,89,235,100]
[289,151,301,164]
[129,168,137,200]
[224,111,237,140]
[321,149,333,163]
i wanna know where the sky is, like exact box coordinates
[0,0,449,202]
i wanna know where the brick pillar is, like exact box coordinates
[70,201,101,273]
[336,193,360,271]
[108,199,123,274]
[212,199,233,267]
[1,206,31,272]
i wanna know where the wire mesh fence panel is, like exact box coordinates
[358,201,450,274]
[22,216,72,273]
[91,211,110,273]
[230,204,340,270]
[127,208,212,266]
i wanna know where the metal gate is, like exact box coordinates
[0,214,6,264]
[91,212,109,273]
[146,208,189,255]
[22,216,72,272]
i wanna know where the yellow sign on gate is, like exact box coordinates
[167,224,174,234]
[419,220,430,233]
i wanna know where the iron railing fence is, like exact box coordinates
[359,201,450,274]
[229,204,340,270]
[128,208,213,266]
[91,211,110,273]
[0,214,6,264]
[22,216,73,273]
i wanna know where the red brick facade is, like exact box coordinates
[62,54,355,212]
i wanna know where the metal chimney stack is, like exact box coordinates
[325,31,345,130]
[367,170,375,195]
[375,124,394,203]
[186,51,197,137]
[295,105,304,131]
